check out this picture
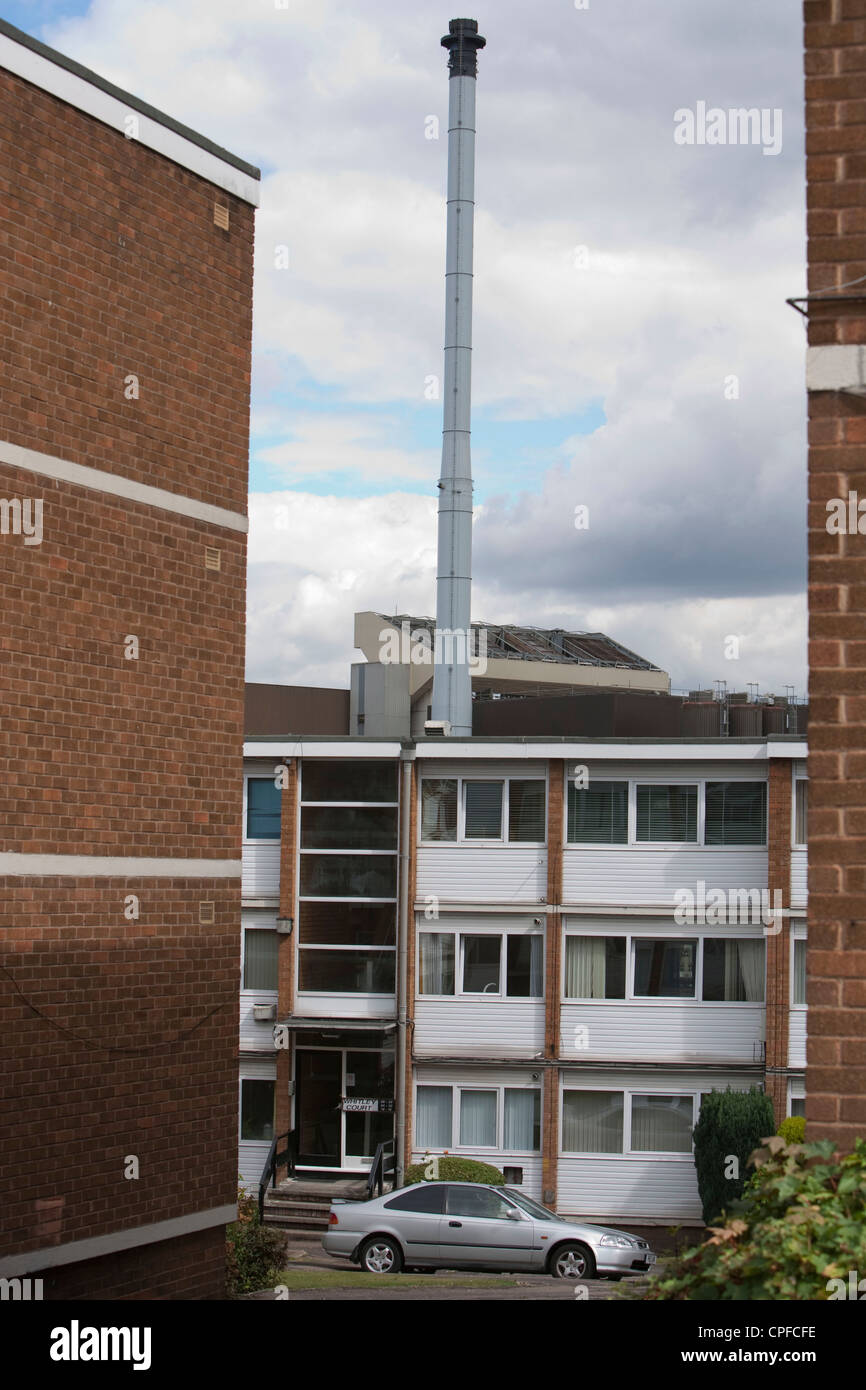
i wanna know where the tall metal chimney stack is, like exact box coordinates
[430,17,485,737]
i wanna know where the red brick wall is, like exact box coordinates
[0,60,254,1294]
[805,0,866,1147]
[765,761,792,1122]
[542,761,564,1207]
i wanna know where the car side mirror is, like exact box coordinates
[506,1208,522,1220]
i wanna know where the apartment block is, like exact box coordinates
[0,20,258,1297]
[240,684,807,1226]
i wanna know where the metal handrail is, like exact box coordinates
[258,1128,297,1221]
[366,1138,396,1200]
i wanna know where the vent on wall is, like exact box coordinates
[199,902,215,925]
[214,203,230,231]
[205,547,221,572]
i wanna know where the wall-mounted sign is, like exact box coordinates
[341,1097,395,1113]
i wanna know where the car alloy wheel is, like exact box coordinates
[359,1237,403,1275]
[551,1242,595,1279]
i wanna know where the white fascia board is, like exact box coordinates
[416,742,785,761]
[0,31,260,206]
[243,741,403,760]
[806,344,866,395]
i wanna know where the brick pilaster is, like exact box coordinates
[275,758,297,1143]
[403,761,418,1166]
[542,761,565,1207]
[765,759,792,1124]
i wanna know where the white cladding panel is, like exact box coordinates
[789,1011,807,1069]
[793,760,807,779]
[417,760,547,780]
[559,1003,765,1064]
[239,992,278,1050]
[562,848,768,906]
[790,850,807,908]
[417,847,547,902]
[414,1000,546,1058]
[557,1156,701,1221]
[242,843,280,899]
[569,760,767,781]
[295,992,396,1018]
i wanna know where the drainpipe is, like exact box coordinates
[395,754,413,1186]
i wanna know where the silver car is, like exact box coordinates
[322,1181,657,1280]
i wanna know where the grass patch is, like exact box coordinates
[272,1269,519,1291]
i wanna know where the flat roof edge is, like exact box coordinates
[0,18,261,190]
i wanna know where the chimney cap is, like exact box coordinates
[441,17,486,77]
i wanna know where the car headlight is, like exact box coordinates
[598,1235,636,1248]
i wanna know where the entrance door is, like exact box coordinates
[296,1050,342,1167]
[343,1049,395,1166]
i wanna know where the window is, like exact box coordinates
[704,782,767,846]
[795,780,808,845]
[446,1186,514,1219]
[246,778,281,839]
[636,785,697,842]
[302,761,397,803]
[240,1079,275,1142]
[506,936,544,997]
[298,903,395,947]
[420,931,543,997]
[459,1090,497,1146]
[301,806,398,849]
[504,1089,540,1150]
[462,936,501,993]
[464,782,503,839]
[702,939,765,1002]
[415,1085,541,1152]
[633,939,696,997]
[793,938,806,1006]
[562,1091,623,1153]
[567,780,628,844]
[790,1097,806,1119]
[421,780,457,842]
[630,1095,693,1153]
[564,937,626,999]
[385,1186,446,1213]
[299,854,397,899]
[297,949,395,993]
[416,1086,452,1148]
[509,780,546,842]
[419,934,455,995]
[242,930,278,990]
[420,776,546,844]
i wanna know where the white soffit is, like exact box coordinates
[0,24,260,206]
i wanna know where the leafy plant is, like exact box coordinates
[777,1115,806,1144]
[693,1086,775,1224]
[642,1137,866,1301]
[404,1155,505,1185]
[225,1186,287,1297]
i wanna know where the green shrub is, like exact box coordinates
[404,1155,505,1186]
[225,1188,287,1297]
[777,1115,806,1144]
[693,1086,775,1225]
[643,1137,866,1301]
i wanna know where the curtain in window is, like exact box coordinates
[793,939,806,1005]
[416,1086,452,1148]
[459,1090,497,1146]
[736,940,764,1001]
[504,1090,539,1150]
[421,781,457,841]
[562,1091,623,1153]
[243,930,279,990]
[529,935,543,997]
[419,934,454,995]
[630,1095,693,1152]
[565,937,606,998]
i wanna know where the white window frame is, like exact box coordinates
[791,927,807,1010]
[419,775,548,847]
[561,929,766,1005]
[560,1084,701,1160]
[414,1082,542,1155]
[564,772,769,850]
[241,921,279,993]
[416,927,545,1001]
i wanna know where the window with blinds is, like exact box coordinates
[795,780,808,845]
[704,782,767,845]
[242,930,279,990]
[635,784,698,842]
[567,780,628,843]
[464,781,503,839]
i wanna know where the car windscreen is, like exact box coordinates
[497,1188,567,1222]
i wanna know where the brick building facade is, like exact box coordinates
[803,0,866,1147]
[0,20,259,1297]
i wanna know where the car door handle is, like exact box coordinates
[448,1221,462,1228]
